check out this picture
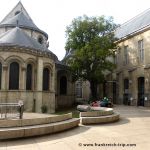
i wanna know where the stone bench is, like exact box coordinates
[0,113,72,128]
[80,107,114,117]
[78,106,120,125]
[81,113,120,125]
[0,118,80,140]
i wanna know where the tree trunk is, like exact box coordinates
[90,80,98,101]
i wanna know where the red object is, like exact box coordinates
[91,101,99,107]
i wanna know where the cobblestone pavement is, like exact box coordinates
[0,105,150,150]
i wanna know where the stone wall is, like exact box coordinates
[113,29,150,107]
[0,48,56,113]
[56,69,75,109]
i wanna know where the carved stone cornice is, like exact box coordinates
[0,45,57,61]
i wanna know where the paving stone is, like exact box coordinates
[0,105,150,150]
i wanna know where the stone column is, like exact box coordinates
[144,69,150,106]
[19,64,26,109]
[20,64,26,90]
[1,65,8,90]
[144,70,149,93]
[35,57,43,113]
[1,65,8,103]
[131,71,138,106]
[49,64,55,113]
[118,72,123,104]
[51,65,55,92]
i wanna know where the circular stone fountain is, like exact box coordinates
[77,105,120,125]
[0,113,80,140]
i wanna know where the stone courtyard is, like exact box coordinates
[0,105,150,150]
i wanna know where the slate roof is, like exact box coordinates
[0,2,48,38]
[0,12,39,30]
[0,27,51,53]
[0,2,59,61]
[115,9,150,39]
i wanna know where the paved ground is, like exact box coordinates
[0,105,150,150]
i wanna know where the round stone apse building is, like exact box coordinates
[0,2,75,113]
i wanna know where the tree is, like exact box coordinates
[65,15,117,100]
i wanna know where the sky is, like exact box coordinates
[0,0,150,60]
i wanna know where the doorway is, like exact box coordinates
[123,79,129,105]
[112,82,117,104]
[138,77,145,106]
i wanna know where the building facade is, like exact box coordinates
[105,9,150,107]
[0,2,75,113]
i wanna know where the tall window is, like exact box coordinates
[0,63,2,89]
[60,76,67,95]
[43,68,50,91]
[9,62,19,90]
[138,40,144,62]
[124,46,129,65]
[26,64,32,90]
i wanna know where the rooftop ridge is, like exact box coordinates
[118,8,150,28]
[115,8,150,39]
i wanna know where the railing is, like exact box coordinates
[0,101,24,119]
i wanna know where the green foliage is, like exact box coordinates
[41,105,48,113]
[65,15,117,99]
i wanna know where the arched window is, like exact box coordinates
[38,36,43,44]
[26,64,32,90]
[60,76,67,95]
[43,68,49,91]
[0,63,2,89]
[9,62,19,90]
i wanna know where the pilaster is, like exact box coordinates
[35,57,43,113]
[1,65,8,90]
